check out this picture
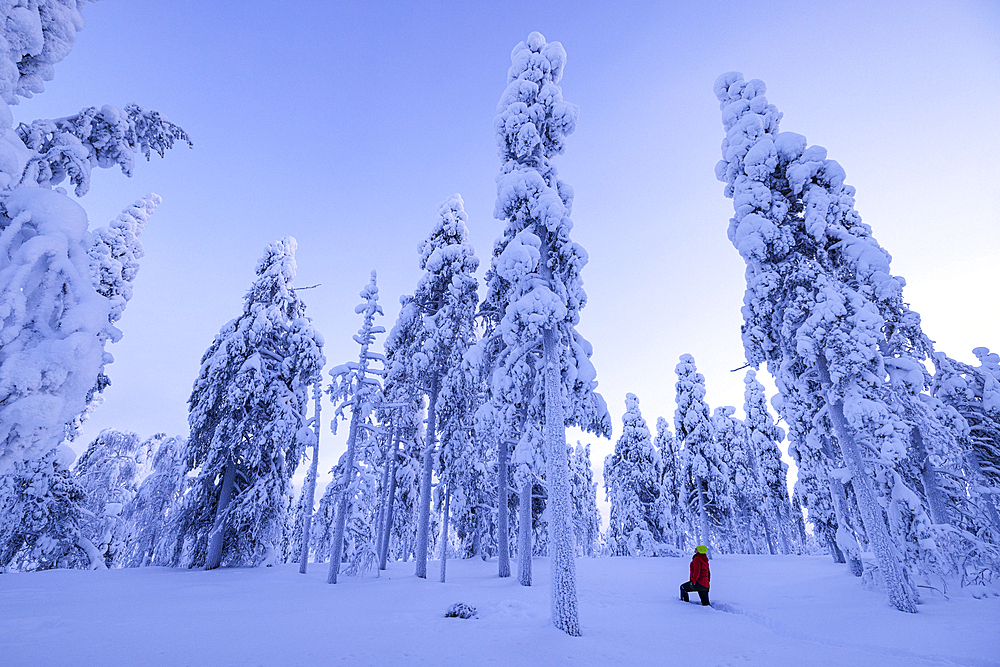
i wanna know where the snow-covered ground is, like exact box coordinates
[1,555,997,666]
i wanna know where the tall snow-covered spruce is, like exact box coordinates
[713,72,951,612]
[0,0,189,472]
[176,238,324,570]
[326,272,384,584]
[481,32,610,636]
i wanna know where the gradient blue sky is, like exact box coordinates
[16,1,999,498]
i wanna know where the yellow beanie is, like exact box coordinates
[696,545,708,554]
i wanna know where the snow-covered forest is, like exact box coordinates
[1,2,998,664]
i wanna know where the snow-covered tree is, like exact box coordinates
[0,444,91,571]
[931,350,1000,530]
[714,405,751,554]
[72,429,154,567]
[479,31,611,636]
[743,370,792,554]
[175,237,324,570]
[569,442,600,557]
[655,417,686,551]
[386,194,481,580]
[604,394,665,556]
[674,354,728,556]
[0,2,189,472]
[117,435,187,568]
[714,72,948,611]
[326,271,384,584]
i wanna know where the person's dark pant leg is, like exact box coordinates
[680,581,709,605]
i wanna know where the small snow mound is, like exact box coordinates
[444,602,478,619]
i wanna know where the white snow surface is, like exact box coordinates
[1,555,997,666]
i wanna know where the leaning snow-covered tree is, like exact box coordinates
[0,2,190,473]
[478,32,612,635]
[117,435,187,568]
[174,238,324,570]
[713,72,969,611]
[72,429,155,567]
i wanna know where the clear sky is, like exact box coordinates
[16,1,999,508]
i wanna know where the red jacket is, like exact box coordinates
[690,552,710,588]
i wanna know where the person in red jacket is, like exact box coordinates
[680,545,710,606]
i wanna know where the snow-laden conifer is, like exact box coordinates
[655,417,686,551]
[480,31,611,636]
[743,370,791,554]
[714,406,751,554]
[381,195,479,579]
[72,429,153,567]
[931,350,1000,531]
[176,237,324,570]
[714,72,943,611]
[117,435,186,567]
[674,354,728,556]
[326,272,384,583]
[0,445,89,571]
[0,2,189,473]
[569,442,601,557]
[604,394,665,556]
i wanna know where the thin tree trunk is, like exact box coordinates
[497,436,511,578]
[816,355,917,613]
[761,510,776,555]
[205,457,237,570]
[379,428,402,570]
[374,424,399,571]
[327,401,363,584]
[472,506,482,560]
[740,504,756,555]
[439,484,451,582]
[542,325,580,636]
[518,477,532,586]
[911,426,949,526]
[299,383,323,574]
[415,372,439,579]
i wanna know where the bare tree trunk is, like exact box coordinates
[816,355,917,613]
[518,478,532,586]
[439,484,451,582]
[205,456,237,570]
[374,424,399,571]
[761,511,776,555]
[542,326,580,636]
[379,428,402,571]
[415,372,439,579]
[299,384,323,574]
[497,437,511,578]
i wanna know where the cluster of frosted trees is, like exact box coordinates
[0,1,190,570]
[0,26,606,635]
[604,365,800,560]
[0,1,997,631]
[714,73,1000,611]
